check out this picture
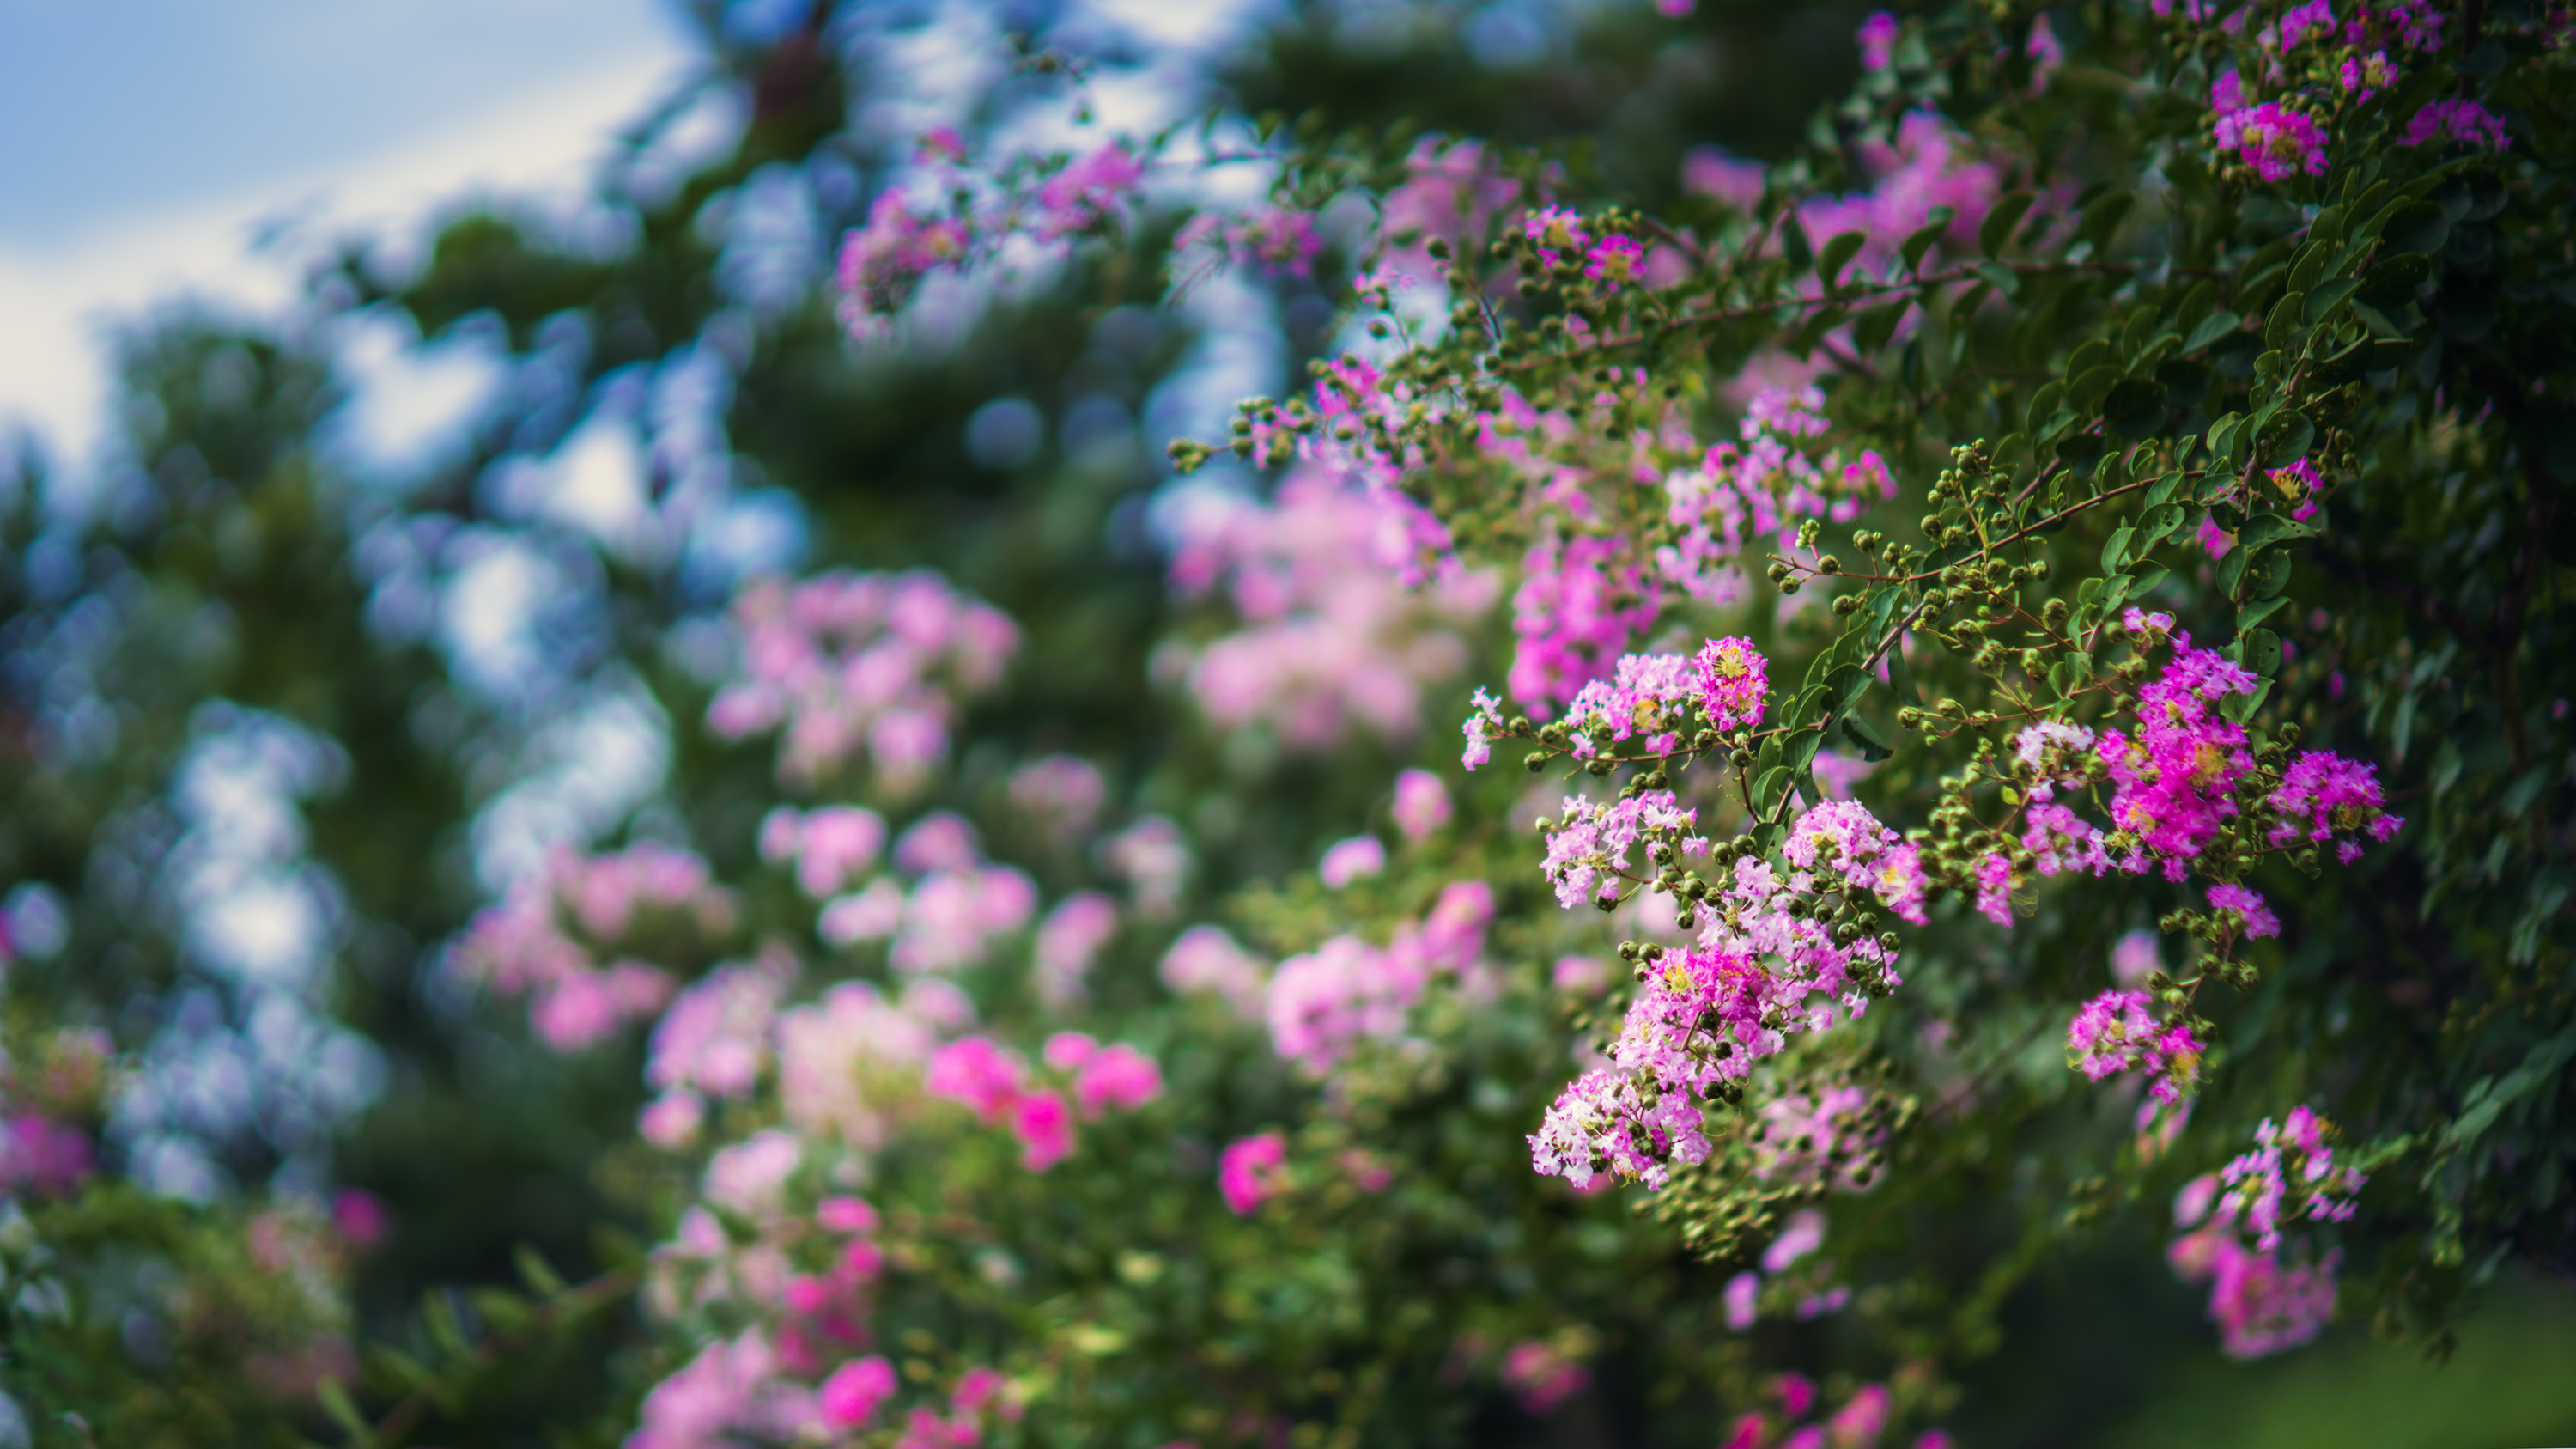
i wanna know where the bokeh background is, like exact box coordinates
[3,2,2572,1445]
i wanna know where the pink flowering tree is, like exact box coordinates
[6,1,2575,1446]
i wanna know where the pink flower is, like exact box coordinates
[1035,143,1145,239]
[1763,1209,1826,1273]
[2206,882,2281,940]
[1693,636,1770,731]
[1392,769,1453,843]
[331,1190,389,1248]
[1218,1131,1289,1214]
[1318,835,1388,889]
[1583,234,1646,289]
[1829,1385,1890,1447]
[924,1037,1025,1123]
[1072,1044,1165,1117]
[2268,458,2324,521]
[1682,148,1767,210]
[1500,1339,1591,1413]
[1524,206,1592,268]
[2403,98,2511,152]
[1857,10,1899,70]
[1724,1270,1759,1330]
[2340,50,2397,103]
[817,1196,879,1234]
[821,1355,899,1428]
[2221,102,2330,181]
[1011,1089,1076,1172]
[1972,852,2017,927]
[2067,989,2204,1104]
[640,1092,705,1149]
[2267,750,2400,861]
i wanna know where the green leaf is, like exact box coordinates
[2025,381,2067,431]
[1974,261,2021,296]
[2079,190,2136,249]
[2056,432,2107,472]
[1899,206,1957,273]
[2258,412,2316,467]
[2221,677,2273,722]
[2380,199,2451,254]
[2237,594,2289,632]
[2285,241,2331,299]
[2103,378,2166,439]
[2242,627,2281,676]
[1818,230,1868,291]
[2264,291,2308,349]
[1781,216,1814,271]
[2102,525,2136,573]
[2356,252,2432,307]
[1754,766,1789,813]
[2063,338,2111,381]
[318,1379,375,1446]
[1842,713,1895,763]
[515,1243,568,1298]
[1887,637,1921,706]
[2184,308,2243,353]
[2174,279,2220,338]
[2304,276,2363,326]
[1853,298,1911,354]
[1981,191,2038,255]
[2138,503,2186,547]
[2069,364,2121,414]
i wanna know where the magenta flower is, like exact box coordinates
[1218,1131,1289,1214]
[1583,234,1646,289]
[1072,1044,1164,1117]
[1692,636,1770,731]
[1857,10,1899,70]
[2221,102,2330,181]
[1524,206,1591,268]
[924,1037,1025,1123]
[2206,882,2281,940]
[2067,989,2203,1103]
[820,1356,899,1428]
[1011,1089,1076,1172]
[2267,749,2401,861]
[2339,50,2396,103]
[2404,98,2510,152]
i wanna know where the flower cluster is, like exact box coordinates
[1267,881,1492,1075]
[833,193,972,335]
[2267,750,2401,862]
[1166,468,1498,749]
[1532,794,1919,1190]
[2166,1109,2363,1359]
[453,843,737,1051]
[814,813,1039,976]
[707,571,1018,792]
[1177,205,1324,278]
[1658,388,1897,622]
[923,1032,1163,1172]
[2066,989,2206,1105]
[2098,621,2262,878]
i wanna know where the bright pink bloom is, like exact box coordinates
[924,1037,1025,1123]
[821,1355,899,1428]
[1500,1339,1591,1413]
[1693,636,1770,731]
[331,1190,389,1248]
[2219,102,2330,181]
[2068,989,2204,1104]
[817,1196,879,1234]
[1583,234,1646,289]
[1072,1044,1164,1117]
[1218,1131,1288,1214]
[1011,1089,1076,1172]
[1857,11,1899,70]
[2206,882,2281,940]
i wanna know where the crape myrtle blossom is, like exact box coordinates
[1031,891,1118,1008]
[1656,390,1897,624]
[1007,753,1106,844]
[707,570,1018,793]
[2404,98,2511,151]
[922,1032,1163,1172]
[1175,205,1325,278]
[758,806,885,899]
[1157,924,1270,1020]
[2067,989,2206,1105]
[1533,795,1923,1190]
[817,817,1038,976]
[2267,750,2401,861]
[454,843,736,1051]
[2166,1109,2363,1357]
[1267,882,1494,1075]
[1391,768,1453,842]
[1219,1131,1290,1214]
[834,193,972,335]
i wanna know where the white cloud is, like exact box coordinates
[0,52,691,474]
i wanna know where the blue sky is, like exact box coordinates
[0,0,697,463]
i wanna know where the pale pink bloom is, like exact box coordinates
[1159,925,1268,1020]
[1762,1209,1826,1272]
[1072,1044,1164,1117]
[1319,835,1388,889]
[1391,769,1453,842]
[704,1130,801,1218]
[640,1092,706,1149]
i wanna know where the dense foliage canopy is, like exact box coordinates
[3,1,2573,1446]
